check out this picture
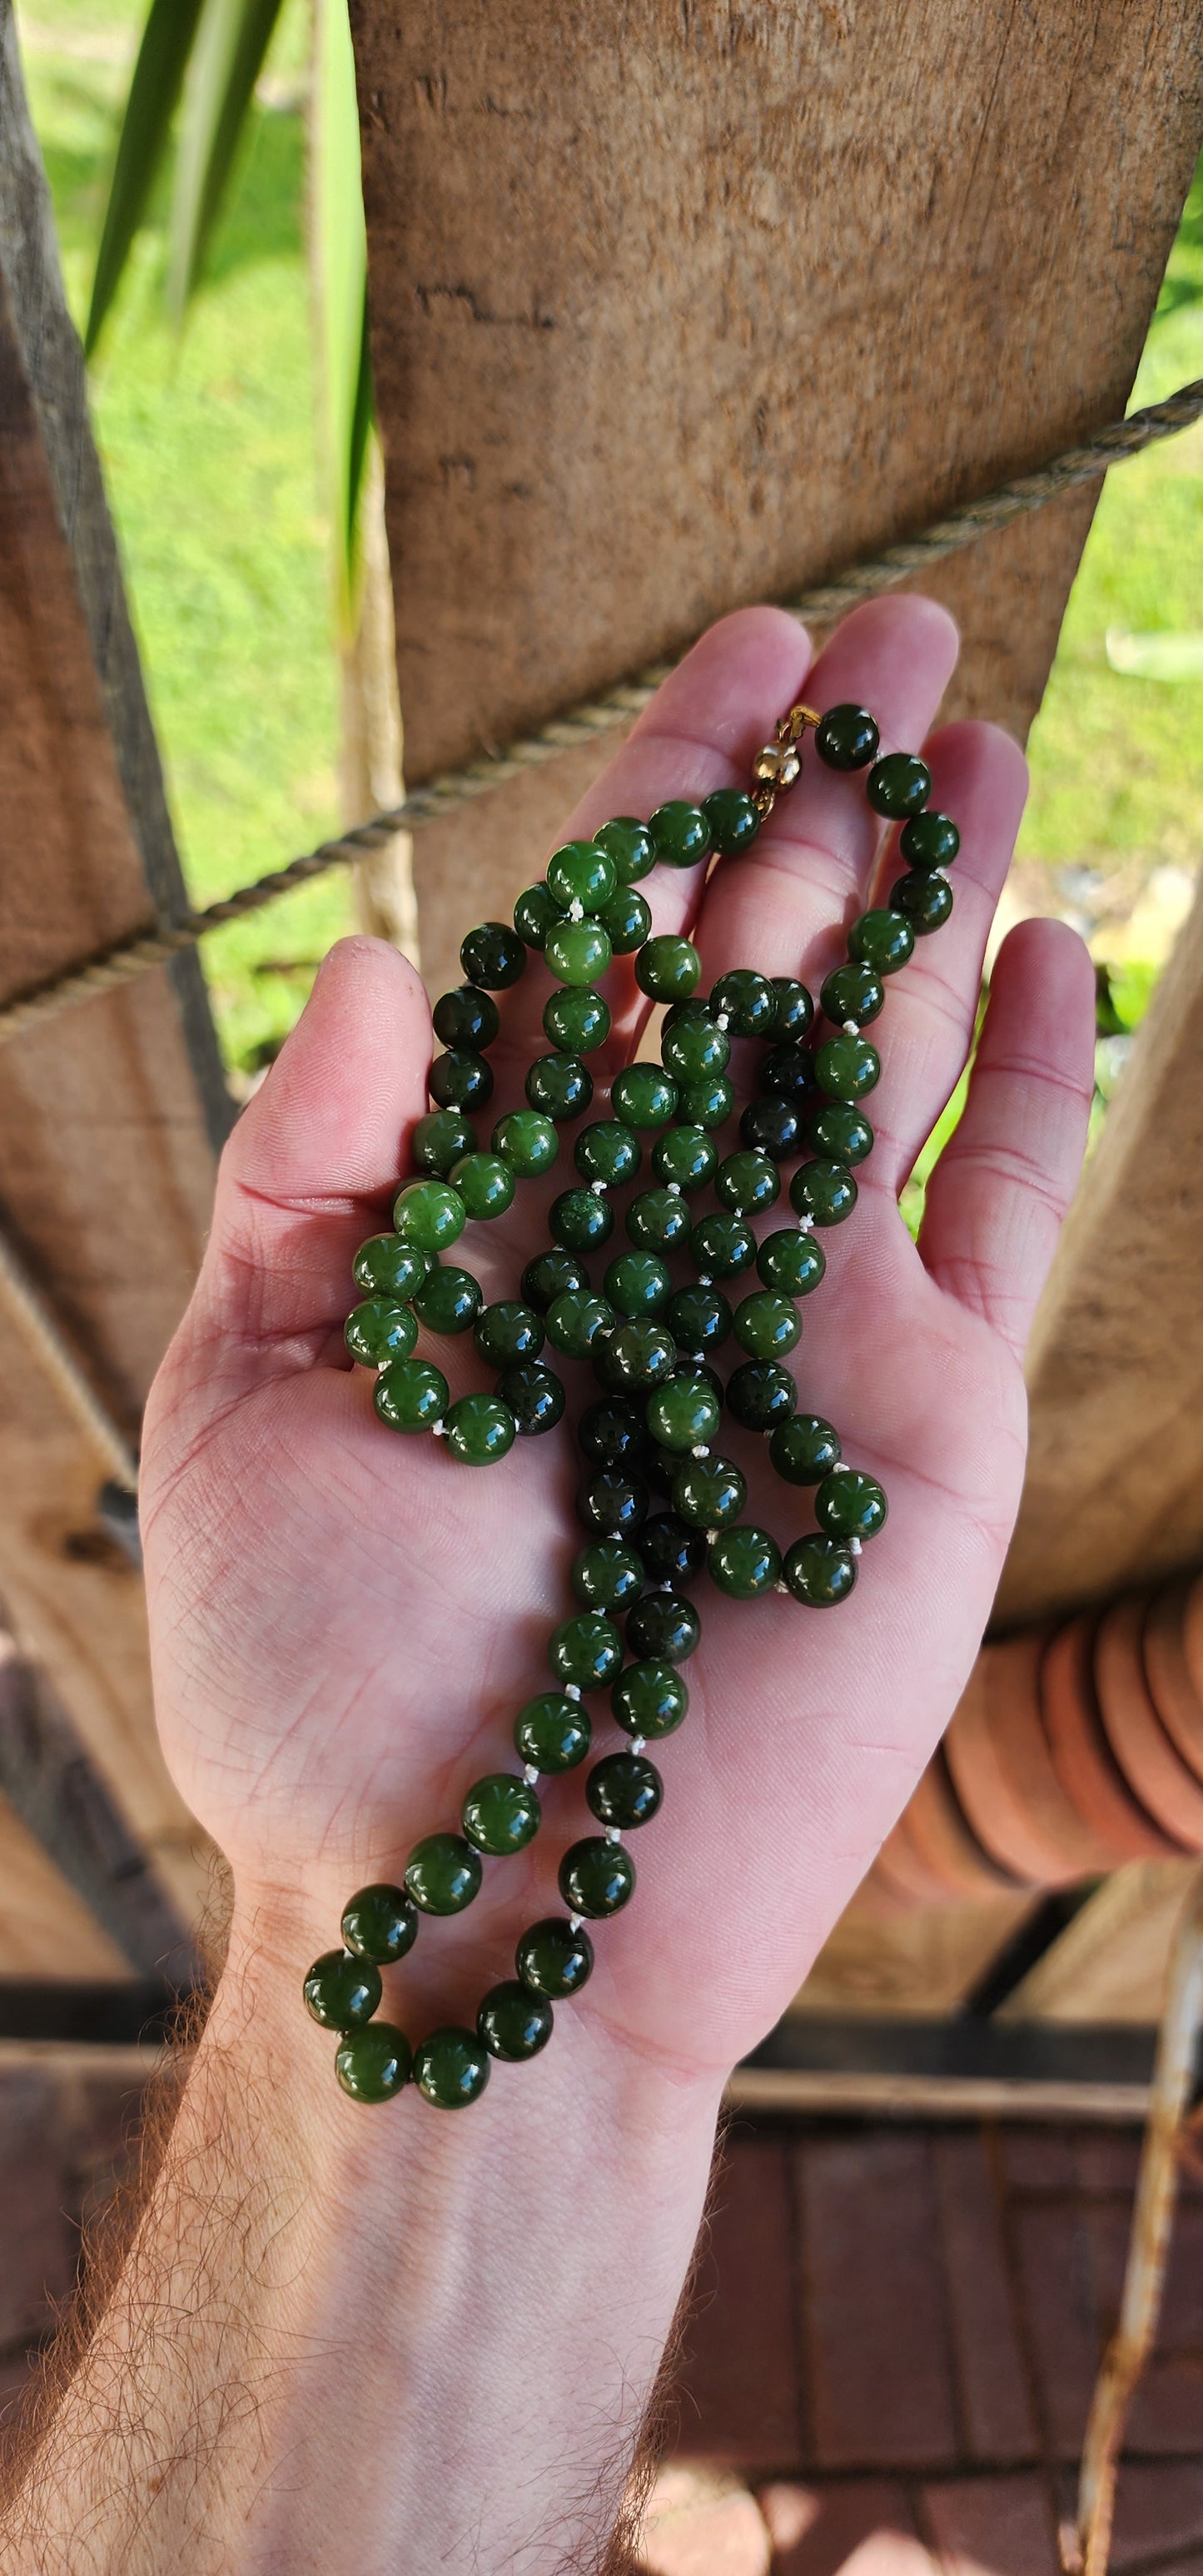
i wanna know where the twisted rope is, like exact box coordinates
[4,376,1201,1051]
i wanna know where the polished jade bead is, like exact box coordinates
[549,1612,624,1690]
[551,1188,614,1253]
[820,961,885,1027]
[900,810,960,870]
[545,1290,614,1358]
[867,753,932,818]
[595,816,655,883]
[579,1397,648,1467]
[661,1012,730,1082]
[460,921,525,988]
[848,908,915,975]
[595,1320,677,1391]
[515,1691,592,1773]
[433,982,500,1050]
[477,1981,554,2061]
[341,1883,419,1965]
[612,1658,688,1738]
[889,871,953,934]
[610,1065,679,1129]
[741,1098,800,1163]
[429,1048,494,1113]
[667,1285,732,1353]
[572,1538,644,1611]
[645,1375,721,1453]
[771,976,814,1040]
[526,1053,594,1120]
[790,1158,858,1226]
[756,1228,826,1297]
[769,1412,842,1484]
[635,935,701,1002]
[412,1109,478,1175]
[815,1466,887,1539]
[303,1948,381,2030]
[544,986,612,1054]
[783,1534,858,1606]
[492,1108,558,1176]
[652,1126,716,1192]
[710,967,775,1037]
[814,1034,881,1102]
[650,798,711,868]
[759,1042,818,1104]
[814,703,879,770]
[514,882,559,948]
[726,1359,798,1431]
[599,886,653,952]
[578,1471,649,1537]
[352,1236,429,1311]
[708,1524,783,1598]
[413,2026,491,2108]
[499,1362,565,1435]
[559,1838,636,1918]
[625,1187,688,1252]
[587,1752,663,1828]
[444,1392,515,1464]
[393,1178,466,1253]
[679,1072,735,1131]
[544,918,613,985]
[806,1102,874,1166]
[574,1120,641,1186]
[688,1212,756,1280]
[522,1248,589,1311]
[703,786,761,853]
[412,1265,481,1335]
[449,1151,515,1221]
[405,1833,482,1915]
[546,838,618,914]
[733,1290,801,1359]
[516,1916,594,1997]
[462,1772,541,1854]
[604,1251,671,1317]
[335,2022,412,2104]
[375,1359,449,1432]
[624,1592,701,1663]
[474,1300,544,1368]
[345,1299,418,1367]
[672,1454,746,1530]
[715,1150,780,1216]
[638,1511,705,1584]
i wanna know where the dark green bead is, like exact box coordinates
[783,1534,858,1606]
[759,1042,817,1104]
[741,1098,801,1162]
[449,1151,515,1221]
[460,921,526,988]
[599,886,654,953]
[574,1120,642,1186]
[303,1948,381,2031]
[577,1471,649,1538]
[733,1290,801,1359]
[815,1467,887,1540]
[684,1076,735,1136]
[595,1320,677,1391]
[667,1286,733,1353]
[559,1837,636,1918]
[544,986,612,1055]
[545,1290,614,1359]
[814,1034,881,1102]
[522,1248,589,1312]
[546,838,618,913]
[900,809,960,870]
[661,1012,730,1082]
[587,1752,663,1828]
[375,1359,449,1432]
[444,1393,515,1464]
[814,703,879,771]
[756,1228,826,1297]
[412,1109,478,1175]
[579,1397,648,1468]
[345,1298,418,1367]
[492,1108,559,1176]
[710,968,775,1037]
[625,1592,702,1663]
[335,2022,412,2103]
[572,1539,644,1612]
[550,1187,614,1253]
[475,1300,544,1368]
[771,976,814,1040]
[625,1187,688,1252]
[715,1149,780,1216]
[429,1048,494,1112]
[726,1360,797,1431]
[544,918,613,986]
[461,1772,540,1854]
[650,798,711,868]
[652,1126,716,1192]
[516,1916,594,1997]
[867,753,932,818]
[612,1658,688,1738]
[638,1511,705,1585]
[769,1412,842,1484]
[412,2026,490,2108]
[405,1833,482,1915]
[848,908,915,976]
[393,1178,466,1252]
[604,1251,671,1317]
[515,1692,592,1773]
[412,1265,481,1335]
[433,983,500,1050]
[703,786,761,854]
[477,1981,554,2061]
[526,1052,594,1121]
[549,1612,624,1690]
[635,935,701,1002]
[689,1212,756,1280]
[645,1375,721,1453]
[820,962,885,1027]
[353,1235,430,1300]
[514,881,559,949]
[806,1103,874,1166]
[790,1159,858,1226]
[610,1065,679,1130]
[673,1454,746,1530]
[341,1883,418,1966]
[708,1524,782,1598]
[595,816,655,883]
[499,1362,565,1435]
[889,871,954,934]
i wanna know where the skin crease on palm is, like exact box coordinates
[140,594,1097,2083]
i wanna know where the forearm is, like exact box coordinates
[0,1897,722,2576]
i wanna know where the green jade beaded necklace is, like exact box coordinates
[303,695,961,2110]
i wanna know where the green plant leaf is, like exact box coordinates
[169,0,288,322]
[84,0,207,356]
[312,0,373,621]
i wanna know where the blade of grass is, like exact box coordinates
[84,0,206,356]
[169,0,286,322]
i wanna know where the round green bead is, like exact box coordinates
[492,1108,559,1176]
[708,1524,783,1598]
[848,908,916,976]
[405,1833,482,1915]
[549,1612,624,1690]
[587,1752,662,1828]
[814,703,879,770]
[477,1981,554,2061]
[574,1120,641,1186]
[514,1692,592,1773]
[544,918,613,986]
[715,1149,780,1216]
[546,838,618,914]
[393,1178,466,1253]
[820,961,885,1027]
[516,1916,594,1997]
[635,935,701,1002]
[448,1151,515,1221]
[771,977,815,1040]
[900,809,960,869]
[429,1048,493,1113]
[474,1300,544,1368]
[814,1034,881,1102]
[526,1053,593,1120]
[652,1126,716,1192]
[806,1103,874,1166]
[412,1109,478,1175]
[354,1234,430,1300]
[303,1949,381,2031]
[461,1772,541,1855]
[689,1212,756,1279]
[667,1285,733,1353]
[610,1065,679,1130]
[625,1186,688,1251]
[545,1290,614,1358]
[756,1229,826,1297]
[790,1159,858,1226]
[650,799,711,868]
[769,1412,842,1484]
[375,1359,449,1432]
[595,816,655,883]
[514,881,559,948]
[726,1360,797,1431]
[867,753,932,818]
[544,986,611,1054]
[815,1467,887,1540]
[412,1265,481,1335]
[550,1188,614,1253]
[559,1838,636,1918]
[599,886,653,952]
[500,1364,565,1435]
[645,1375,721,1453]
[345,1298,418,1367]
[624,1591,701,1663]
[711,968,776,1037]
[611,1659,688,1738]
[673,1455,747,1529]
[703,786,761,853]
[433,983,500,1050]
[443,1393,515,1465]
[595,1320,677,1391]
[413,2026,490,2109]
[522,1249,589,1312]
[461,921,525,988]
[341,1883,419,1966]
[604,1251,671,1317]
[889,871,954,934]
[733,1290,801,1359]
[679,1072,734,1131]
[571,1539,644,1612]
[783,1534,858,1606]
[661,1012,729,1082]
[335,2022,412,2103]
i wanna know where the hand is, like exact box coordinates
[142,595,1095,2083]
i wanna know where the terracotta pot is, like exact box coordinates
[873,1809,963,1907]
[1182,1571,1203,1713]
[946,1631,1115,1883]
[1093,1593,1203,1847]
[852,1851,926,1917]
[1144,1578,1203,1784]
[1040,1609,1181,1862]
[902,1748,1024,1900]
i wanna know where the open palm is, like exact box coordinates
[140,598,1094,2086]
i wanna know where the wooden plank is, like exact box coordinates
[997,1860,1196,2025]
[790,1888,1036,2020]
[0,1793,128,1980]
